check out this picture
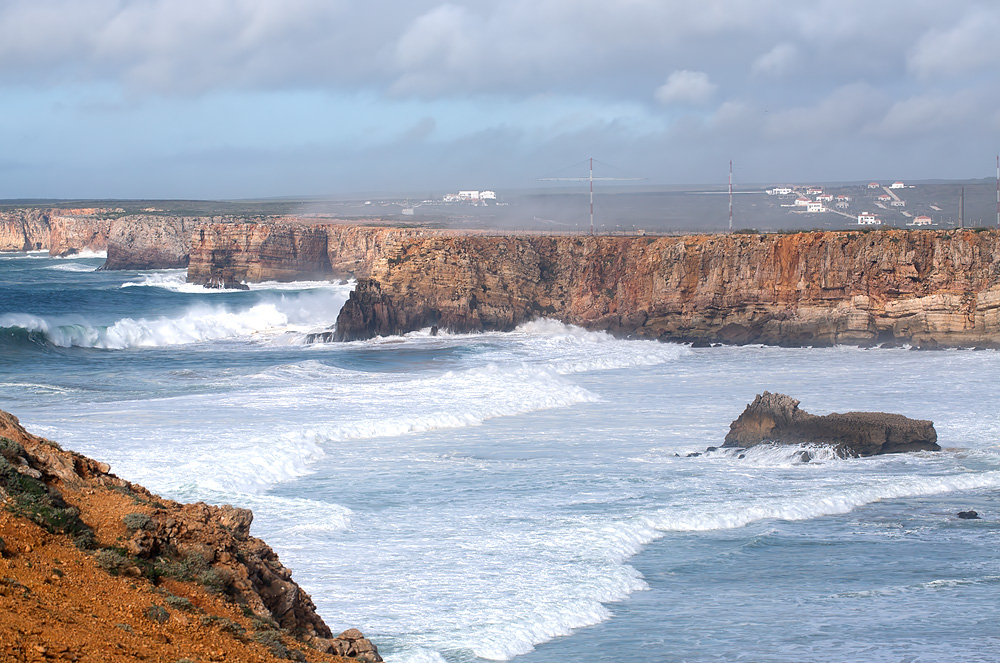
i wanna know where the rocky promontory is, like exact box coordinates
[0,408,380,662]
[722,391,940,457]
[332,229,1000,348]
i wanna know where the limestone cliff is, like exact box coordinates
[187,223,445,286]
[48,214,111,256]
[333,230,1000,347]
[102,215,220,270]
[0,209,50,251]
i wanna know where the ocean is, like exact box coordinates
[3,250,1000,663]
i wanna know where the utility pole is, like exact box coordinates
[728,160,733,232]
[538,158,644,235]
[960,187,965,229]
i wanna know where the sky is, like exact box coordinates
[1,0,999,199]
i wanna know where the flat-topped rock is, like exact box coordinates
[723,391,940,457]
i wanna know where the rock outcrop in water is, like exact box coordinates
[331,229,1000,348]
[722,391,940,457]
[0,408,381,661]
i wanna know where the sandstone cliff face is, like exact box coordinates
[48,214,111,256]
[187,223,444,286]
[102,215,223,270]
[334,230,1000,347]
[0,209,50,251]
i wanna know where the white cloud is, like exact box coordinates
[752,43,799,77]
[875,90,980,136]
[908,8,1000,79]
[655,70,717,106]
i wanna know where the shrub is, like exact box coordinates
[122,513,153,532]
[164,594,194,611]
[145,604,170,624]
[95,548,133,576]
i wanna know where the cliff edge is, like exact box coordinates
[0,408,380,662]
[332,230,1000,348]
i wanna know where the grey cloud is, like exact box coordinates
[908,7,1000,79]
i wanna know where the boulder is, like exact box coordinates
[723,391,940,457]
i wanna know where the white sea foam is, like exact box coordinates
[46,262,96,272]
[56,249,106,259]
[0,290,348,349]
[649,471,1000,534]
[121,270,352,294]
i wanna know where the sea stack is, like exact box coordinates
[723,391,940,457]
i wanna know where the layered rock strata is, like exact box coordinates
[722,391,940,456]
[0,408,380,661]
[0,209,51,251]
[333,230,1000,347]
[187,223,446,286]
[102,215,220,270]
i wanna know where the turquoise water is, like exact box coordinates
[3,250,1000,662]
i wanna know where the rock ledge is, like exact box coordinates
[723,391,940,457]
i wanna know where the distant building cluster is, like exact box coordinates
[443,190,497,202]
[766,180,923,226]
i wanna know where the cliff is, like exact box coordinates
[102,215,219,270]
[187,223,446,287]
[333,229,1000,347]
[49,214,111,256]
[0,209,51,252]
[0,409,380,662]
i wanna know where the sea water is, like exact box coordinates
[2,251,1000,662]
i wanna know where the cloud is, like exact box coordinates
[763,82,889,138]
[655,71,717,106]
[752,43,799,77]
[908,7,1000,79]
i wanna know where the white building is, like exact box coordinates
[835,201,850,209]
[868,182,881,189]
[816,193,833,202]
[890,181,905,189]
[807,202,825,213]
[909,215,934,226]
[458,190,480,201]
[794,197,811,206]
[890,200,906,207]
[858,212,881,225]
[480,190,497,200]
[766,187,793,196]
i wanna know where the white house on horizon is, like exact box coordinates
[890,181,905,189]
[858,212,881,225]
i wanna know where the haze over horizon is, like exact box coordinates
[2,0,999,200]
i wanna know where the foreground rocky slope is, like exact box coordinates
[0,409,380,662]
[333,229,1000,347]
[722,392,940,457]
